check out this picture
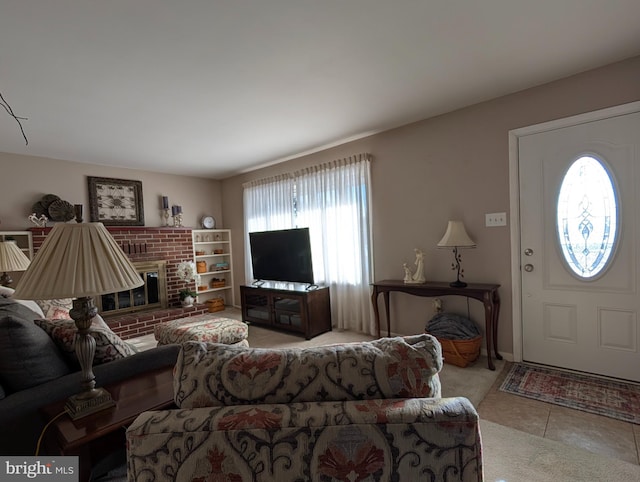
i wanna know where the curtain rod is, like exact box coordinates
[243,153,372,188]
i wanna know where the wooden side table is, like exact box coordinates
[40,366,175,481]
[371,280,502,370]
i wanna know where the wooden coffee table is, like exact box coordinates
[40,366,175,481]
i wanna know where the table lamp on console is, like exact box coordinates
[0,240,31,287]
[437,220,476,288]
[13,222,143,419]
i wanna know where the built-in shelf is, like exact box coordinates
[0,231,34,287]
[192,229,235,307]
[0,231,33,260]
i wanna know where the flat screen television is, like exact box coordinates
[249,228,314,285]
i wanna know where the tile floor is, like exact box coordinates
[477,361,640,466]
[130,307,640,467]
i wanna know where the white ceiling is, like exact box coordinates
[1,1,640,179]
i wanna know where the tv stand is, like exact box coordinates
[241,284,331,339]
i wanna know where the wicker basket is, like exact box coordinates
[432,334,482,368]
[206,297,225,313]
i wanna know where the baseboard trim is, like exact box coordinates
[481,348,514,363]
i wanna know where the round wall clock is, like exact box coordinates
[201,216,216,229]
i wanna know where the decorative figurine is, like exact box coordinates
[403,263,412,282]
[28,213,48,227]
[403,248,426,284]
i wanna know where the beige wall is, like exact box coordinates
[222,55,640,358]
[0,153,222,231]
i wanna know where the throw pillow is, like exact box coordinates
[34,298,73,320]
[0,286,45,317]
[0,298,71,393]
[35,315,136,366]
[174,333,443,409]
[0,286,14,297]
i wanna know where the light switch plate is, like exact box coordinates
[486,212,507,227]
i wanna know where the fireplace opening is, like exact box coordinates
[98,260,168,316]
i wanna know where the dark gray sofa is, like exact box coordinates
[0,297,180,456]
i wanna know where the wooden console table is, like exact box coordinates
[371,280,502,370]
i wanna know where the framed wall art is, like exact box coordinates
[88,176,145,226]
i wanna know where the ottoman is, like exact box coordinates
[154,314,249,346]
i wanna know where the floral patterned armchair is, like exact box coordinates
[126,334,483,481]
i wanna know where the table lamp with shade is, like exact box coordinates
[437,220,476,288]
[0,240,31,287]
[13,222,143,419]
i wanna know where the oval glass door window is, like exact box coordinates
[556,155,618,279]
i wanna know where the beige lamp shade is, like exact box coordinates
[13,222,143,300]
[437,220,477,248]
[0,241,31,272]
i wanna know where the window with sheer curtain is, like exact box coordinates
[243,153,374,334]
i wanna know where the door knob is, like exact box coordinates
[524,248,533,256]
[524,264,534,272]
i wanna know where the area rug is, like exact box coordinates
[500,363,640,424]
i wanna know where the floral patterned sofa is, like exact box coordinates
[126,334,483,481]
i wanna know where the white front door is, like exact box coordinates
[518,110,640,382]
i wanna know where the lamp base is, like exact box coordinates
[65,387,116,420]
[449,280,468,288]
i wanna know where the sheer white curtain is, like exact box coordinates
[243,174,295,283]
[295,154,375,334]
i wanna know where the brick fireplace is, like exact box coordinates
[31,226,210,339]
